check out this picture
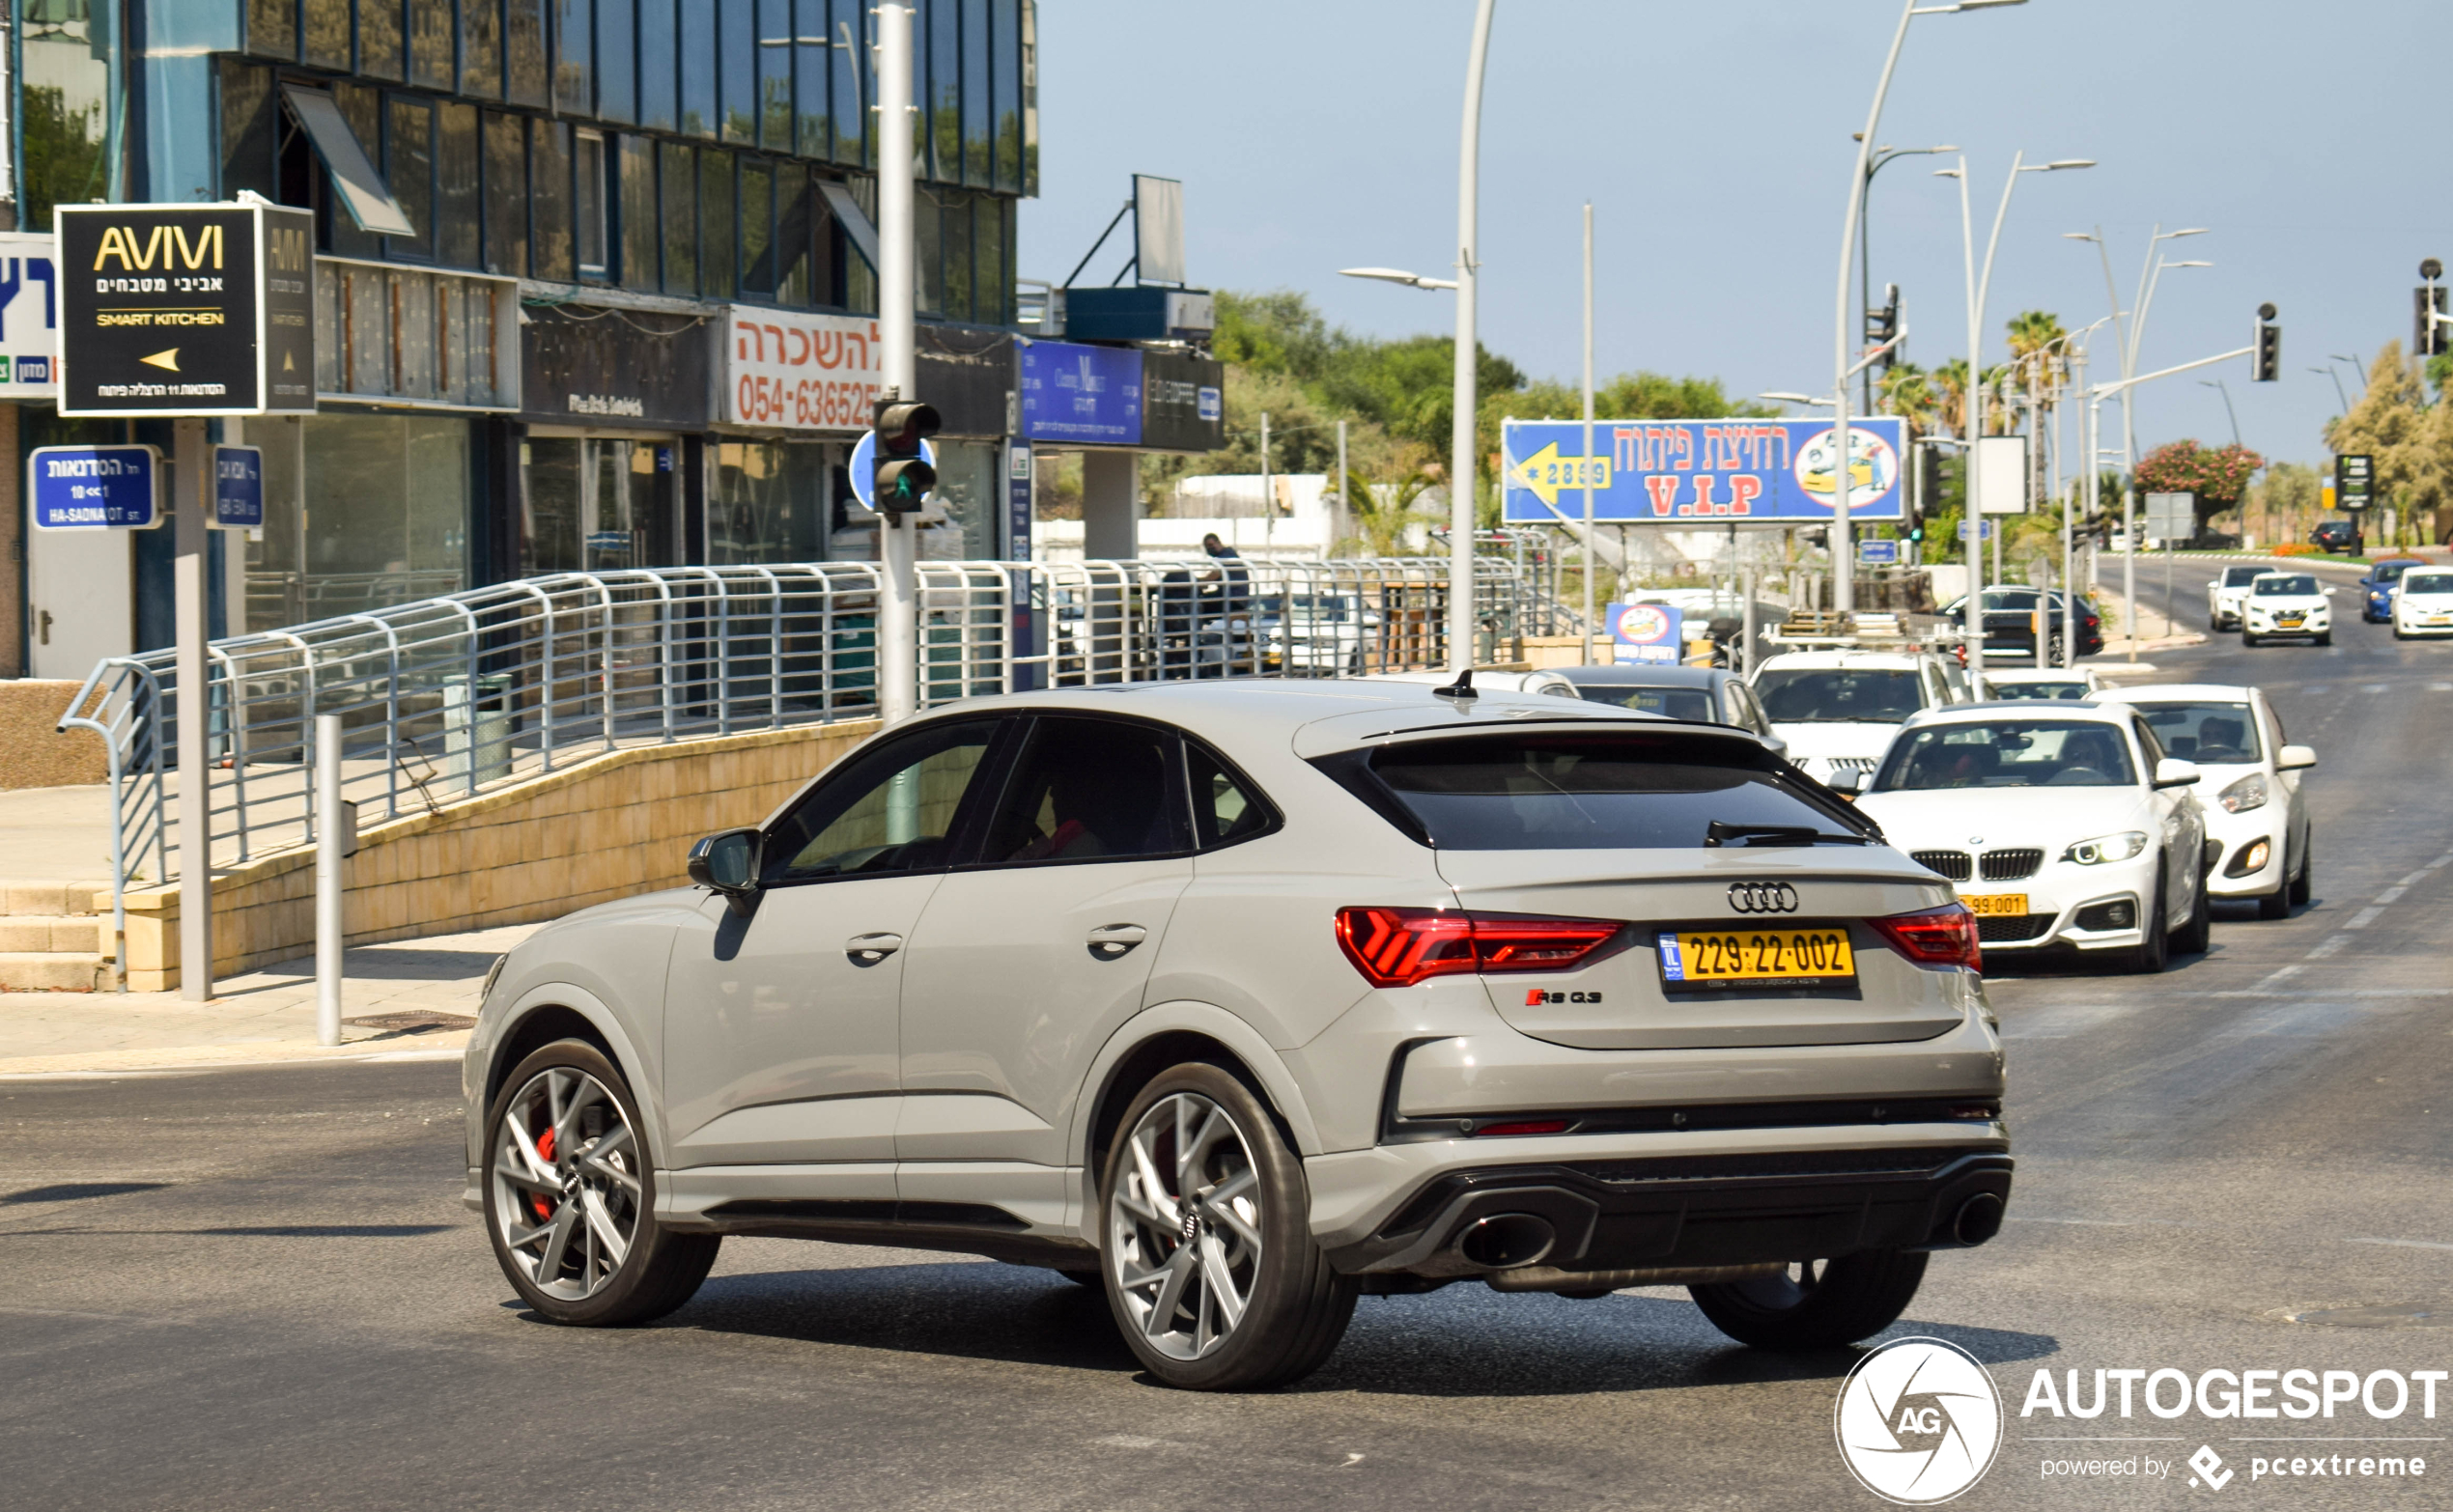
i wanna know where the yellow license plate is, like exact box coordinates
[2278,616,2304,627]
[1963,893,2027,916]
[1658,928,1854,986]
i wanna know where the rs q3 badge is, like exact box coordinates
[1727,882,1799,914]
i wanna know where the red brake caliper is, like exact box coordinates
[529,1123,557,1222]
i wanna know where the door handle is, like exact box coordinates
[845,933,904,966]
[1086,923,1148,960]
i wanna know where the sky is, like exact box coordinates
[1018,0,2453,472]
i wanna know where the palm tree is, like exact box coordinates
[1347,465,1439,557]
[1877,361,1940,438]
[1934,358,1971,438]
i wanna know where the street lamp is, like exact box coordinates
[2310,365,2352,413]
[1761,391,1834,406]
[1857,142,1957,409]
[2199,378,2242,448]
[1338,266,1458,292]
[1829,0,2028,617]
[2330,352,2369,396]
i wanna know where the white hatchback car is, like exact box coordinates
[464,682,2011,1389]
[1752,648,1964,787]
[2093,684,2315,919]
[2242,571,2332,647]
[2392,567,2453,639]
[1846,702,2211,972]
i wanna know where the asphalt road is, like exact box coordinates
[6,584,2450,1511]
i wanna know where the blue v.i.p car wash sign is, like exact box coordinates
[1502,417,1904,524]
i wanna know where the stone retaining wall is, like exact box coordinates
[0,681,109,791]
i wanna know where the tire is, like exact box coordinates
[483,1040,719,1327]
[2242,632,2260,648]
[2289,840,2313,907]
[1098,1062,1358,1390]
[2395,626,2410,640]
[2174,869,2212,956]
[2256,862,2293,921]
[2317,631,2333,647]
[2122,873,2170,974]
[1689,1251,1930,1351]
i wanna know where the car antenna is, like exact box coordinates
[1432,667,1478,704]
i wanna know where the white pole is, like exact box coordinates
[315,713,345,1048]
[174,418,213,1001]
[877,2,918,723]
[1335,418,1348,553]
[1449,0,1495,671]
[1831,0,1923,617]
[1955,158,1982,666]
[2064,344,2083,668]
[1581,201,1595,667]
[1260,411,1272,558]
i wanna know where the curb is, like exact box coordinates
[0,1029,470,1078]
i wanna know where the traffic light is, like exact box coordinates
[871,395,941,514]
[2252,303,2280,383]
[2416,269,2447,357]
[1864,283,1901,370]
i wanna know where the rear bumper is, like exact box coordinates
[1316,1136,2012,1277]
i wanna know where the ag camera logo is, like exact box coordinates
[1835,1337,2003,1504]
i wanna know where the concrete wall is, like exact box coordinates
[0,681,110,790]
[120,717,883,992]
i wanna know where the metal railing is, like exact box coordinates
[63,556,1551,898]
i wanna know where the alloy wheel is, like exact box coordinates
[491,1066,642,1302]
[1107,1092,1262,1360]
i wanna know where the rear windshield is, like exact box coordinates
[2222,567,2266,586]
[2253,575,2318,597]
[1874,720,2136,791]
[1754,667,1925,724]
[2375,562,2415,583]
[1572,684,1716,721]
[2132,701,2261,763]
[1346,731,1872,850]
[1989,680,2091,701]
[2405,573,2453,595]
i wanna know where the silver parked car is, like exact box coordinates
[465,681,2010,1389]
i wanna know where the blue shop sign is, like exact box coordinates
[1020,341,1142,445]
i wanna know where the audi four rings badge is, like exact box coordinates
[1727,882,1800,913]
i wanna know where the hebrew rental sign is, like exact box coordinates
[722,307,882,432]
[1501,416,1905,524]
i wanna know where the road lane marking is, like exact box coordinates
[2431,683,2453,692]
[2361,684,2388,693]
[2398,871,2433,886]
[2206,989,2449,999]
[2342,908,2384,930]
[2373,887,2409,905]
[2305,935,2352,959]
[2347,1237,2453,1252]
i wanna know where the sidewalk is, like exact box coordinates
[0,921,542,1077]
[2091,581,2207,658]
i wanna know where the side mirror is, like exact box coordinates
[2277,743,2317,771]
[688,828,763,913]
[1826,767,1865,797]
[2152,757,2201,790]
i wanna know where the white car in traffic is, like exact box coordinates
[2391,568,2453,639]
[1844,702,2211,972]
[2094,684,2314,919]
[2205,565,2268,631]
[2242,572,2331,647]
[1752,648,1964,787]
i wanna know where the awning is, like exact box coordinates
[281,85,417,238]
[815,179,879,273]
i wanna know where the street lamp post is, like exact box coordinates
[1830,0,2027,618]
[1450,0,1496,671]
[1858,142,1958,411]
[2200,378,2242,449]
[1581,202,1596,667]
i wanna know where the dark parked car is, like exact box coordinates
[2311,520,2363,555]
[1937,588,2104,662]
[1550,663,1785,757]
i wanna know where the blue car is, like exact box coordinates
[2360,558,2429,622]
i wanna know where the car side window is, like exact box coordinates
[760,718,1003,885]
[980,716,1192,865]
[1186,739,1279,849]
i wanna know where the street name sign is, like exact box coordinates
[55,202,316,417]
[28,443,163,530]
[1857,539,1900,565]
[1501,417,1905,524]
[212,444,266,530]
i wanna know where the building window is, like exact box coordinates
[359,0,406,81]
[915,190,940,316]
[962,0,990,186]
[483,112,530,276]
[637,0,678,129]
[439,103,482,267]
[507,0,551,107]
[928,0,958,183]
[21,0,117,233]
[574,129,609,278]
[699,148,736,297]
[245,0,296,60]
[710,439,825,564]
[775,165,812,305]
[830,0,865,167]
[942,189,972,321]
[977,193,1007,324]
[619,136,658,291]
[297,414,473,617]
[659,141,697,294]
[756,0,793,151]
[598,0,637,123]
[303,0,350,71]
[221,61,279,203]
[992,0,1019,192]
[719,0,756,144]
[463,0,505,98]
[794,0,829,161]
[531,121,576,280]
[522,438,672,574]
[555,0,596,114]
[384,97,437,262]
[681,1,717,137]
[738,160,774,296]
[410,0,456,91]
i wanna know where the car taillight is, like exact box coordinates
[1872,903,1983,972]
[1334,907,1621,988]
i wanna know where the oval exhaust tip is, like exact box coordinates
[1455,1213,1556,1270]
[1954,1192,2006,1246]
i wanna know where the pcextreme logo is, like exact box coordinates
[1835,1337,2004,1504]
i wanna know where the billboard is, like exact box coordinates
[1020,340,1141,444]
[1502,417,1905,524]
[0,233,59,397]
